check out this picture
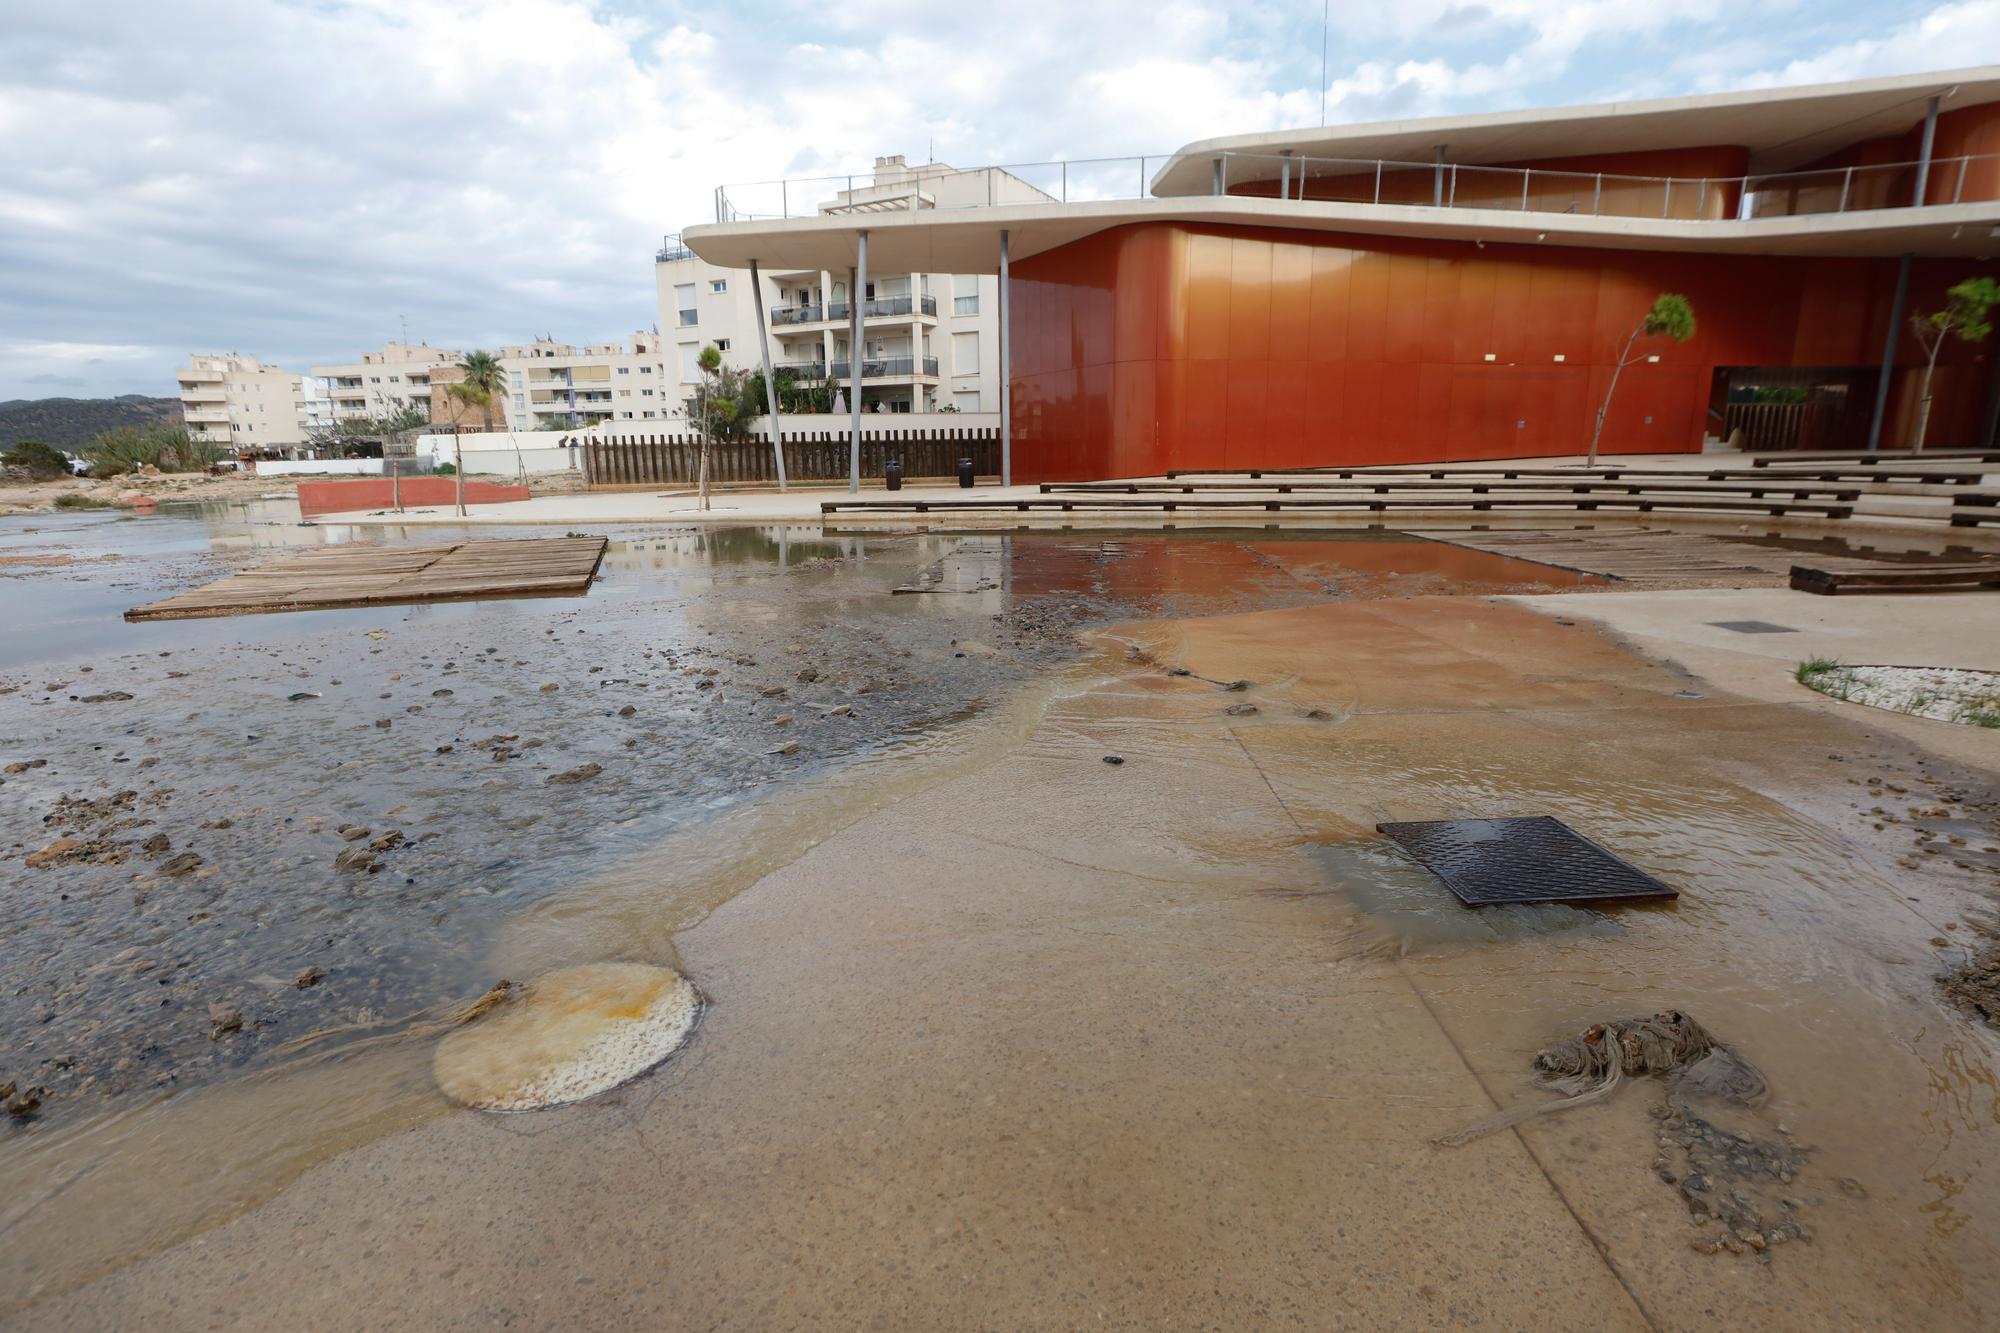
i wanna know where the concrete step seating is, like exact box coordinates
[821,492,1859,519]
[1748,448,2000,468]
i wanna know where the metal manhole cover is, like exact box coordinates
[1375,816,1678,907]
[1707,620,1798,634]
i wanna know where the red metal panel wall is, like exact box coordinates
[295,477,531,517]
[1009,221,1998,481]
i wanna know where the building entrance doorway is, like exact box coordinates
[1711,366,1871,451]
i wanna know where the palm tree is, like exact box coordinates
[444,350,507,516]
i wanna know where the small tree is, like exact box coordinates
[695,344,724,511]
[1588,293,1696,465]
[1907,277,2000,453]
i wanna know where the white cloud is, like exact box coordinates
[1709,0,2000,88]
[0,0,1977,398]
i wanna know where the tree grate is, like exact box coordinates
[1375,815,1679,907]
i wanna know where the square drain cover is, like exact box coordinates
[1375,816,1678,907]
[1707,620,1798,634]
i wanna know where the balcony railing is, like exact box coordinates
[656,232,694,262]
[714,149,2000,226]
[771,304,825,325]
[775,361,827,378]
[829,356,940,379]
[824,296,939,322]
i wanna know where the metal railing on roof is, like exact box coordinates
[711,149,2000,227]
[656,232,694,262]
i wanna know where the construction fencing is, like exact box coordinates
[581,428,1000,487]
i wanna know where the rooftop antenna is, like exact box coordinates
[1320,0,1329,125]
[399,313,408,344]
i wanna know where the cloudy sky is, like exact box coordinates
[1,0,1994,399]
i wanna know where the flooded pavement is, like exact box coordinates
[4,504,1999,1327]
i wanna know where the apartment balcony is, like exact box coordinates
[178,386,227,402]
[183,407,230,424]
[179,368,224,384]
[829,356,940,380]
[769,304,826,326]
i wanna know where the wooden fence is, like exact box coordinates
[582,429,1000,487]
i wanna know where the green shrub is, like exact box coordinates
[53,493,117,510]
[3,440,71,478]
[433,462,457,476]
[81,424,219,476]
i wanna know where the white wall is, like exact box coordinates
[255,458,383,476]
[413,431,587,476]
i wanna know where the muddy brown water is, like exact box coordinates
[3,502,1997,1326]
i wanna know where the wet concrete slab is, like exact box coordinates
[11,591,1999,1329]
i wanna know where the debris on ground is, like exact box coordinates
[454,979,514,1026]
[1942,941,2000,1026]
[1439,1011,1763,1147]
[1440,1010,1818,1259]
[546,763,602,785]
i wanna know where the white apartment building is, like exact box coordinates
[655,157,1040,421]
[311,343,459,423]
[174,353,310,450]
[490,333,670,431]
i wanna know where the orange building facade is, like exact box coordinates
[1010,221,2000,481]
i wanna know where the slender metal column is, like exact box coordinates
[1913,94,1941,205]
[999,229,1012,489]
[748,259,787,490]
[1433,145,1446,206]
[1866,254,1913,453]
[1280,151,1291,201]
[849,233,867,493]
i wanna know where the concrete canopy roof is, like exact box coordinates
[682,197,2000,277]
[1151,66,2000,195]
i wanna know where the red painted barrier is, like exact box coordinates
[295,477,532,518]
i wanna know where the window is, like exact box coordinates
[678,343,700,380]
[710,279,727,294]
[640,365,653,374]
[389,375,400,383]
[514,395,524,408]
[618,389,630,397]
[642,410,656,419]
[954,390,981,412]
[616,366,629,374]
[621,411,634,419]
[675,283,697,326]
[370,376,381,383]
[641,388,655,396]
[952,331,980,370]
[511,372,523,387]
[715,339,730,352]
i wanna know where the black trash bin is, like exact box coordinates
[884,458,903,492]
[956,457,975,489]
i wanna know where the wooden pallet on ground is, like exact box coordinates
[1790,562,2000,595]
[125,536,608,621]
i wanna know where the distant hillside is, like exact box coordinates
[0,394,183,449]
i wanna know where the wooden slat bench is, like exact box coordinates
[1790,562,2000,595]
[1162,465,1985,484]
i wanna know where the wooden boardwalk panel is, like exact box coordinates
[125,537,608,621]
